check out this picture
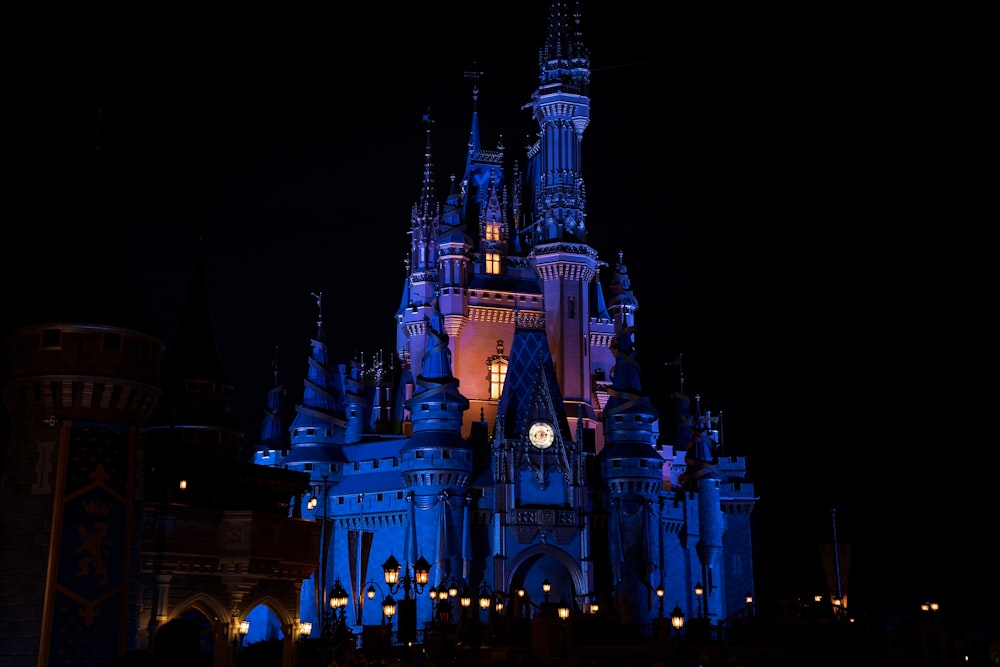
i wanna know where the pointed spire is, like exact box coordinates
[410,110,440,275]
[608,250,639,328]
[540,1,590,86]
[418,301,455,383]
[464,64,484,113]
[167,230,227,384]
[419,111,436,218]
[257,346,286,452]
[290,290,345,432]
[13,95,155,334]
[310,290,325,341]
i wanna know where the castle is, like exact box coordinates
[0,3,756,665]
[251,0,756,651]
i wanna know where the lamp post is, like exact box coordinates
[656,585,665,619]
[328,578,352,649]
[516,587,528,619]
[477,583,494,647]
[435,584,452,625]
[557,599,571,659]
[366,580,399,626]
[381,553,430,644]
[670,605,685,640]
[694,582,704,619]
[234,620,250,663]
[542,578,551,603]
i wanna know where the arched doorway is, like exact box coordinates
[506,546,586,615]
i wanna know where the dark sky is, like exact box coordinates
[5,4,990,627]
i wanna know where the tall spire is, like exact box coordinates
[408,111,440,289]
[12,96,155,335]
[289,291,345,434]
[526,0,590,245]
[540,1,590,87]
[257,345,286,453]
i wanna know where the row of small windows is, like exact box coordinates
[468,292,540,304]
[610,414,655,425]
[38,329,147,355]
[301,459,399,472]
[413,450,471,461]
[610,459,653,468]
[335,491,404,504]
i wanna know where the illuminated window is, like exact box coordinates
[485,252,500,275]
[484,223,500,241]
[486,339,508,400]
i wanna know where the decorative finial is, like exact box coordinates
[310,291,323,325]
[465,64,484,108]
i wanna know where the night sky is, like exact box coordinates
[5,4,989,628]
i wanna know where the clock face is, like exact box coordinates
[528,421,555,449]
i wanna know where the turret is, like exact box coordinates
[524,3,601,435]
[253,346,287,465]
[0,100,164,662]
[598,288,662,626]
[401,303,472,493]
[398,301,472,583]
[398,114,442,378]
[525,0,591,246]
[283,292,347,490]
[678,395,725,623]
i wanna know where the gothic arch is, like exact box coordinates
[242,593,295,638]
[161,595,228,667]
[504,544,585,603]
[169,593,228,629]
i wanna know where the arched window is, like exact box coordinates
[486,339,508,400]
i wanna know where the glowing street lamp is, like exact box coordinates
[670,605,685,639]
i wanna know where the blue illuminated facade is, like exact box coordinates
[253,0,757,644]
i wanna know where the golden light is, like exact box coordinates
[382,595,397,619]
[299,621,312,637]
[670,606,685,630]
[381,555,400,586]
[414,556,431,586]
